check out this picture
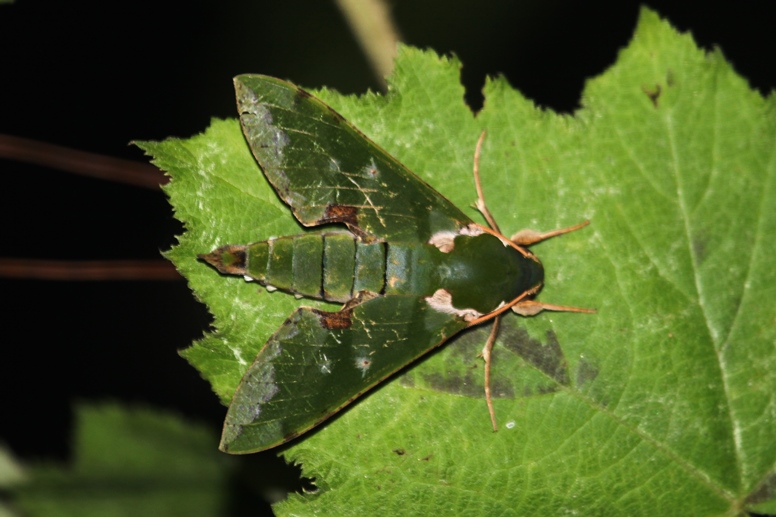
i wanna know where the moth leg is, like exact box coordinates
[512,299,596,316]
[510,220,590,246]
[472,130,501,234]
[481,315,501,432]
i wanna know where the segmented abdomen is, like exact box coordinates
[246,232,386,303]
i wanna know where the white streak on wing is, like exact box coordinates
[354,355,372,377]
[425,289,482,322]
[428,231,458,253]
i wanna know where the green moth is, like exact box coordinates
[201,75,594,454]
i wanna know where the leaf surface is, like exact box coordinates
[14,405,235,517]
[141,8,776,515]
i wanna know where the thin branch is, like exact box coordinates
[334,0,400,87]
[0,134,166,190]
[0,258,180,281]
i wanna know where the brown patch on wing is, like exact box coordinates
[312,307,353,329]
[319,204,359,225]
[317,204,371,239]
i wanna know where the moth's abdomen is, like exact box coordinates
[204,232,386,303]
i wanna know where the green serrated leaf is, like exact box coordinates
[142,7,775,515]
[0,445,25,488]
[14,404,235,517]
[0,444,25,517]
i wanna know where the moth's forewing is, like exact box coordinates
[221,295,467,453]
[235,75,474,243]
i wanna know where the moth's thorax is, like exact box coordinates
[385,233,544,315]
[436,233,543,314]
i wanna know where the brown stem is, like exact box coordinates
[0,134,166,190]
[0,258,180,281]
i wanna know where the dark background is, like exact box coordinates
[1,0,774,510]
